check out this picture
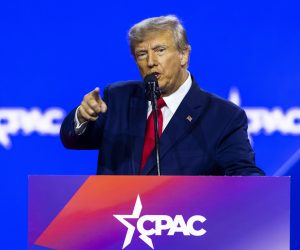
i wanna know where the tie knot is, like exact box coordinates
[157,97,166,109]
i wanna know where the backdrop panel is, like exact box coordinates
[0,0,299,249]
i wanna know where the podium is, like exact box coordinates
[29,176,290,250]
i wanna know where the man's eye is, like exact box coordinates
[136,52,147,59]
[156,48,166,55]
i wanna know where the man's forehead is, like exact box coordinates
[134,30,175,50]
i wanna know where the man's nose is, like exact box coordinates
[147,52,157,67]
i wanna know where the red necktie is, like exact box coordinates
[140,98,166,170]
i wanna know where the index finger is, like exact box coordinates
[91,87,100,101]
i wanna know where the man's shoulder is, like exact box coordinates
[189,85,246,124]
[105,80,143,92]
[202,90,242,113]
[190,77,242,114]
[102,80,145,103]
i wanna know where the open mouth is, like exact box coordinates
[152,72,160,79]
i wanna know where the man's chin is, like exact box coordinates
[159,87,171,97]
[157,83,166,95]
[158,81,175,96]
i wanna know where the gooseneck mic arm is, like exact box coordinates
[144,73,161,176]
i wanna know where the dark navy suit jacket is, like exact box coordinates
[60,79,265,176]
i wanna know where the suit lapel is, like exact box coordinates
[128,84,148,174]
[141,81,209,175]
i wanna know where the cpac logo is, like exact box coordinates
[114,195,207,249]
[0,108,65,149]
[228,88,300,137]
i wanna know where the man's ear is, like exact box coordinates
[180,47,190,67]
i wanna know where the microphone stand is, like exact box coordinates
[149,82,161,176]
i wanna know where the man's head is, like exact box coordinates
[128,15,191,96]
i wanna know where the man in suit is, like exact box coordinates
[60,15,265,176]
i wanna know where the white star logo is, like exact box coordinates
[114,195,154,249]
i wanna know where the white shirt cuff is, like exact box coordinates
[74,106,88,135]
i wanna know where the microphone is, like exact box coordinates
[144,73,162,176]
[144,73,161,101]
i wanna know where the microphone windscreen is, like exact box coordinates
[144,73,158,83]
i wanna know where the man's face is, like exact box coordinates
[134,30,189,96]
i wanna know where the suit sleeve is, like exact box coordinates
[215,109,265,176]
